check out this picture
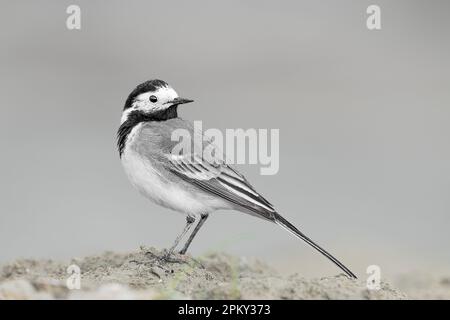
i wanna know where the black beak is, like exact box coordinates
[167,97,194,106]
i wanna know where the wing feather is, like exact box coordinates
[165,152,276,219]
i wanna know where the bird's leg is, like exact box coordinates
[179,213,209,255]
[162,215,195,261]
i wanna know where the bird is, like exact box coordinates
[117,79,357,279]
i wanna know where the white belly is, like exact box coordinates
[120,123,230,215]
[122,148,213,215]
[124,133,237,221]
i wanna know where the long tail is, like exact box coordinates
[274,213,357,279]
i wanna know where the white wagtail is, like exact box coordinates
[117,79,357,279]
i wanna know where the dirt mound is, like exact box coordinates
[0,247,406,299]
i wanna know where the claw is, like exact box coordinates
[159,250,188,264]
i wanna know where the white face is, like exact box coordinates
[121,86,179,123]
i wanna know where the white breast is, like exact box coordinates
[120,123,222,216]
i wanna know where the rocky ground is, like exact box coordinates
[0,247,440,299]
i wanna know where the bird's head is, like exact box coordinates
[121,79,193,123]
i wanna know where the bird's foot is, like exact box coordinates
[159,249,189,265]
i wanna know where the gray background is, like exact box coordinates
[1,0,449,278]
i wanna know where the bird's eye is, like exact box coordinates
[149,95,158,103]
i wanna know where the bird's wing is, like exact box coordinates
[165,147,276,220]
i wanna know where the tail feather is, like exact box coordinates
[274,213,357,279]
